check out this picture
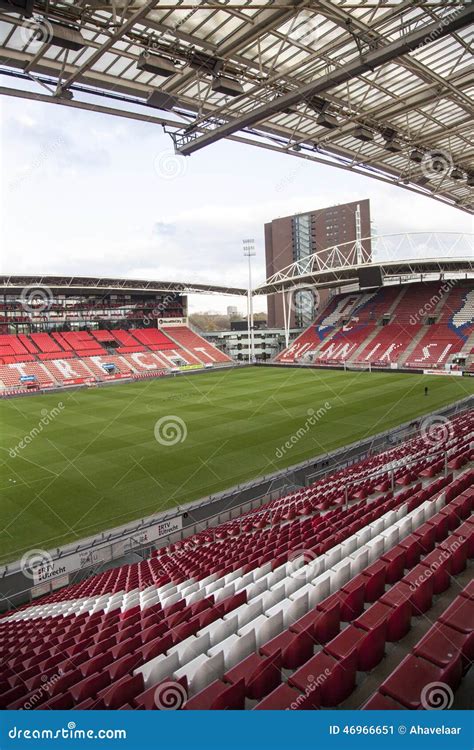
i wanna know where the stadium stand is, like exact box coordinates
[0,335,30,363]
[60,331,107,357]
[0,362,55,389]
[129,328,176,351]
[112,330,146,350]
[278,282,474,370]
[29,333,64,356]
[0,411,471,710]
[81,356,134,379]
[163,326,232,364]
[0,325,233,393]
[405,287,474,368]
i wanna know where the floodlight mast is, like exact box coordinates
[355,204,363,266]
[243,239,256,363]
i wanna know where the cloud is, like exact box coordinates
[153,222,177,236]
[1,93,470,315]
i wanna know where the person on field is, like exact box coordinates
[425,386,429,397]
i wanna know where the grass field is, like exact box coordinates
[0,367,472,564]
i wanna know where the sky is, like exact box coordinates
[1,91,472,315]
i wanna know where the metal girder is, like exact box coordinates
[163,1,307,96]
[174,4,474,154]
[58,0,158,92]
[254,233,474,294]
[1,79,472,215]
[0,1,472,211]
[0,275,248,296]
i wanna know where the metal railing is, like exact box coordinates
[0,394,471,611]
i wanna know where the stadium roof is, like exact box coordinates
[0,274,247,296]
[0,1,472,213]
[255,232,474,293]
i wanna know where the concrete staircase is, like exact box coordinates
[348,325,381,362]
[431,288,451,319]
[397,325,428,366]
[385,286,408,320]
[455,329,474,361]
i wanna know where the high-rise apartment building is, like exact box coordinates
[265,199,371,328]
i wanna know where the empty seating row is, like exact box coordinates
[0,326,233,391]
[0,421,470,711]
[185,485,473,709]
[364,576,473,709]
[278,281,474,367]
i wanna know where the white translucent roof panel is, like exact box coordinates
[0,0,471,212]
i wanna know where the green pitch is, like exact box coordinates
[0,367,472,564]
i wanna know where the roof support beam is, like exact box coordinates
[58,0,158,92]
[1,81,471,214]
[175,4,474,155]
